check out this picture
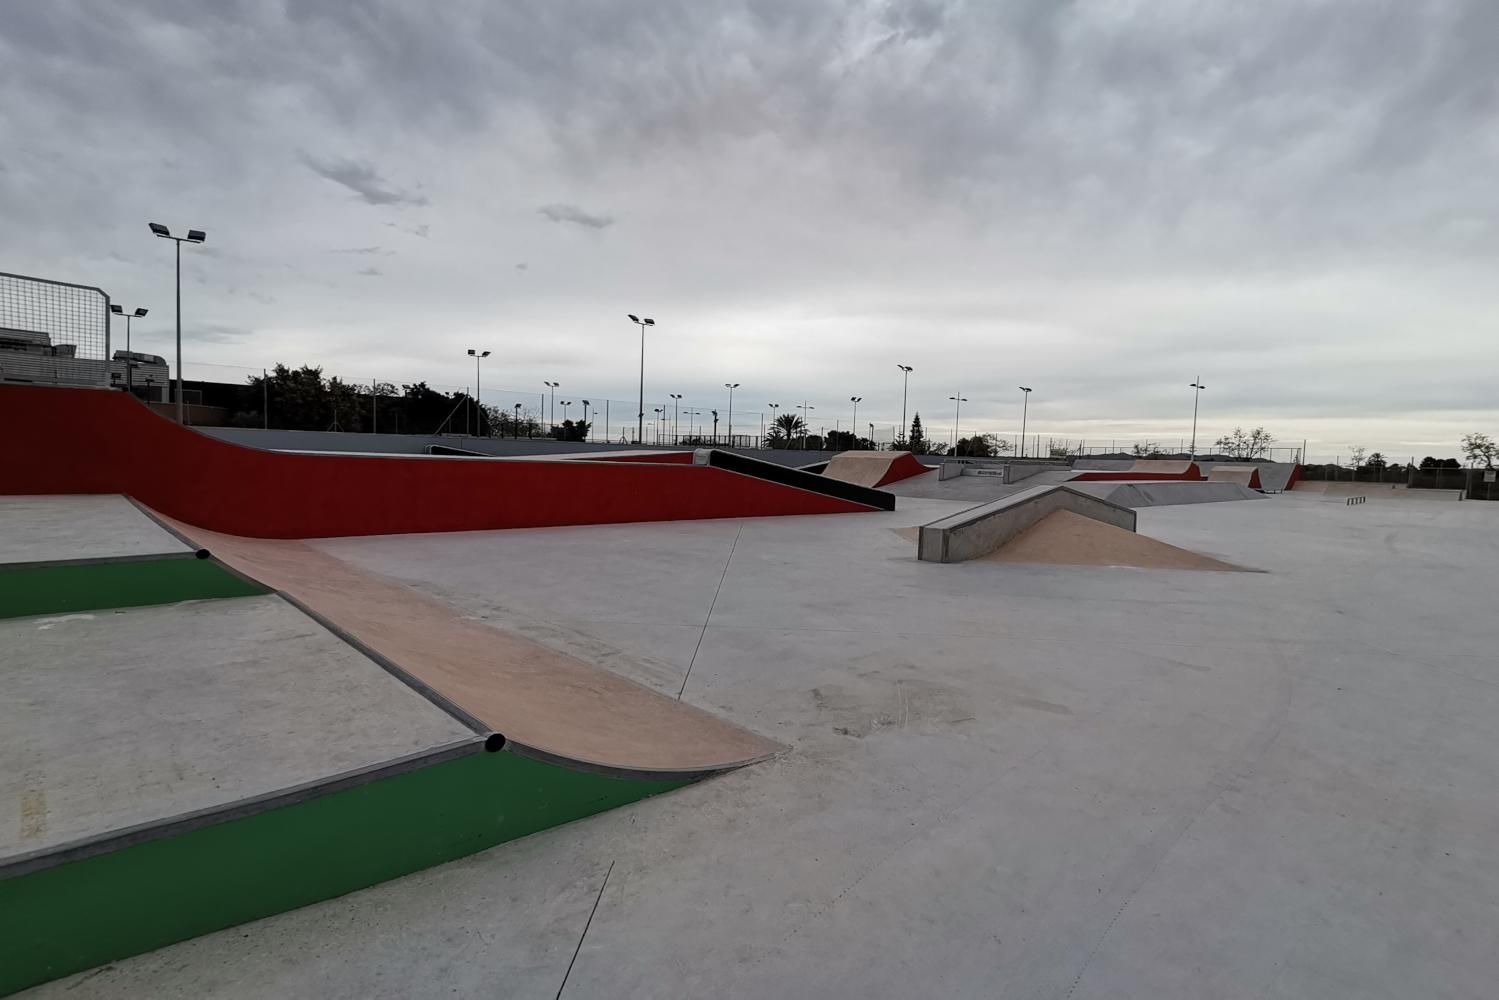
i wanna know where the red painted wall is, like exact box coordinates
[583,452,696,464]
[1073,464,1204,482]
[873,453,932,487]
[0,386,873,538]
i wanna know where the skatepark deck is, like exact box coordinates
[0,493,782,994]
[0,495,188,564]
[0,595,476,863]
[18,488,1499,1000]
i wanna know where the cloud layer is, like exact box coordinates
[1,1,1495,460]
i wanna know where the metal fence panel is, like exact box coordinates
[0,271,111,388]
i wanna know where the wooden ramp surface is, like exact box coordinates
[163,516,779,776]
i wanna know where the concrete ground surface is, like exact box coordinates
[0,495,186,564]
[27,494,1499,999]
[2,595,473,860]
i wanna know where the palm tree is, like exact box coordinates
[772,412,805,448]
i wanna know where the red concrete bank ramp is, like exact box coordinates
[0,385,872,538]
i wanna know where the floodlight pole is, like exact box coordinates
[1189,378,1206,459]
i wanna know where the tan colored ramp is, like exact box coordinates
[983,510,1247,571]
[161,517,779,775]
[1209,465,1263,489]
[822,451,897,488]
[822,450,928,488]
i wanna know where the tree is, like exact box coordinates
[549,419,590,442]
[906,413,929,455]
[1461,432,1497,468]
[1214,427,1274,460]
[1420,456,1461,470]
[1348,446,1367,469]
[771,412,805,448]
[1131,441,1162,458]
[1366,452,1387,470]
[950,433,1008,457]
[825,429,873,451]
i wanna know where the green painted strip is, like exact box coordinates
[0,557,266,620]
[0,749,689,996]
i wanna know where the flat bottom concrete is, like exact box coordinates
[1,595,472,860]
[0,495,187,565]
[29,496,1499,1000]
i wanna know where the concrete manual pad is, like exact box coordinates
[0,594,472,861]
[37,497,1499,1000]
[0,495,188,565]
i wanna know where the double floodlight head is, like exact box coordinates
[1019,386,1032,393]
[468,348,491,358]
[111,305,150,317]
[897,364,914,373]
[627,314,655,326]
[149,223,206,244]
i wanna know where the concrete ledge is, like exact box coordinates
[917,485,1137,563]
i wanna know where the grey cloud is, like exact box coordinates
[357,266,383,277]
[384,222,430,238]
[538,203,615,229]
[330,246,393,256]
[189,323,249,344]
[301,154,428,206]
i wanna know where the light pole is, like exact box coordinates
[627,314,655,444]
[896,365,913,445]
[710,409,719,444]
[513,402,522,439]
[561,400,572,428]
[581,400,591,441]
[468,349,490,436]
[543,380,559,433]
[1189,378,1206,459]
[669,393,683,445]
[724,383,739,448]
[148,223,206,423]
[767,402,780,446]
[949,393,968,454]
[1018,386,1032,458]
[108,304,148,393]
[798,401,815,449]
[850,396,862,446]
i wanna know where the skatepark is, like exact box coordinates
[4,385,1499,999]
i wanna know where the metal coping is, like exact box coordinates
[0,549,200,572]
[0,738,489,880]
[701,449,894,511]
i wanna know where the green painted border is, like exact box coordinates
[0,749,689,996]
[0,557,266,620]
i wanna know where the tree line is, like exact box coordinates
[227,365,589,440]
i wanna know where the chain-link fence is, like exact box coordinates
[0,271,111,388]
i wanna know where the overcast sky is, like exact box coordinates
[3,1,1496,460]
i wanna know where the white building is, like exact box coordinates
[1,326,169,400]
